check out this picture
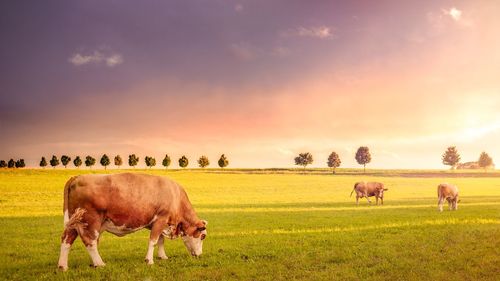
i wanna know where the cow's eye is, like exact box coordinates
[201,234,206,240]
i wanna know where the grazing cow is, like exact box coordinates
[57,173,207,271]
[350,182,388,205]
[437,183,459,212]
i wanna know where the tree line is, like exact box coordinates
[294,146,370,173]
[441,146,494,171]
[0,154,229,169]
[294,146,495,173]
[0,159,25,168]
[1,146,494,171]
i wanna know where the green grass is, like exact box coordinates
[0,169,499,280]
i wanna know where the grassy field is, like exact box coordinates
[0,169,499,280]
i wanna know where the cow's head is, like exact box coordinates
[181,220,207,257]
[377,185,388,196]
[452,195,459,210]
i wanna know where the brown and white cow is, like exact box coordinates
[437,183,459,212]
[57,173,207,271]
[350,182,388,205]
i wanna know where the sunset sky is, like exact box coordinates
[1,1,499,169]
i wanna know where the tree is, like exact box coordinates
[73,156,82,168]
[85,156,96,169]
[179,155,189,168]
[294,152,313,170]
[218,154,229,168]
[198,156,210,168]
[442,146,460,170]
[0,160,7,168]
[478,152,494,171]
[162,154,171,169]
[100,154,110,170]
[355,146,371,173]
[40,157,48,168]
[114,155,123,168]
[50,155,59,169]
[327,152,341,174]
[61,155,71,168]
[145,156,156,169]
[15,159,25,168]
[8,159,15,168]
[128,154,139,168]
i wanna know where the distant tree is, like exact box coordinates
[128,154,139,168]
[355,146,371,173]
[15,159,26,168]
[0,160,7,168]
[198,156,210,168]
[73,156,82,168]
[39,157,48,168]
[85,156,96,169]
[8,159,15,168]
[162,154,171,169]
[114,155,123,168]
[327,152,341,174]
[145,156,156,169]
[478,152,494,171]
[442,146,460,170]
[178,155,189,168]
[218,154,229,168]
[61,155,71,168]
[50,155,59,169]
[294,152,313,170]
[100,154,110,170]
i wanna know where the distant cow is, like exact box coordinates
[57,173,207,271]
[437,183,459,212]
[350,182,388,205]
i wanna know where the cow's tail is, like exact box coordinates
[64,208,87,231]
[61,207,87,243]
[350,183,357,197]
[63,176,78,226]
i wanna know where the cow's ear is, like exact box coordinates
[202,220,208,226]
[384,188,388,191]
[175,222,184,236]
[196,220,206,231]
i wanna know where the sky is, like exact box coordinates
[1,0,499,169]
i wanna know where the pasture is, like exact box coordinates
[0,169,499,280]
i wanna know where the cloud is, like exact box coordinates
[441,7,473,27]
[106,54,124,67]
[282,26,333,39]
[234,4,243,12]
[229,42,258,61]
[68,50,124,67]
[443,7,462,21]
[271,46,291,57]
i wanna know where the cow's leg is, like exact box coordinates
[438,197,444,212]
[145,221,167,265]
[365,194,371,204]
[376,196,379,205]
[58,228,78,271]
[79,219,105,268]
[356,195,359,205]
[157,235,168,260]
[447,198,452,210]
[380,196,384,205]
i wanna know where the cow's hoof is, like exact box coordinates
[157,255,169,260]
[58,265,68,272]
[145,259,154,265]
[90,263,106,268]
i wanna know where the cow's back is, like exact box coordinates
[437,183,458,198]
[67,173,183,228]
